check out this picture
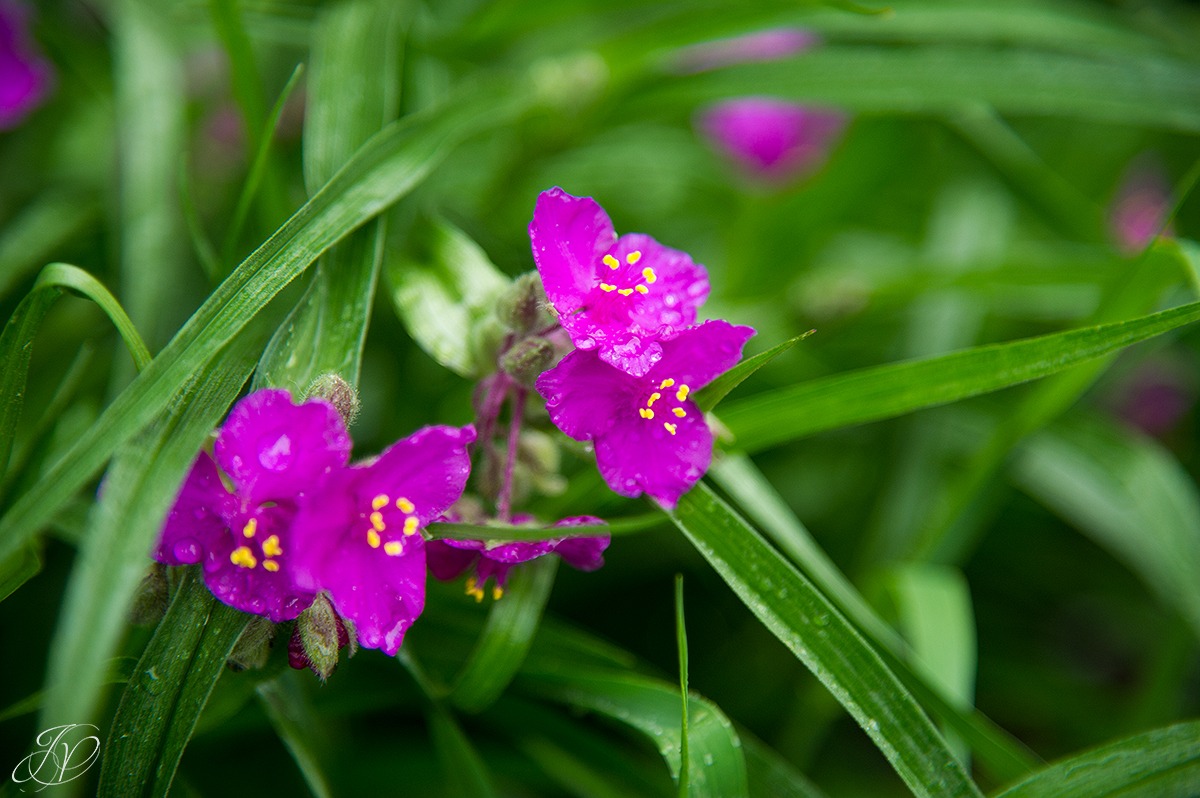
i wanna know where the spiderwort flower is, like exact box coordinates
[530,187,710,377]
[289,425,476,656]
[672,27,819,73]
[698,99,846,183]
[1110,156,1173,254]
[537,319,754,507]
[155,389,351,622]
[0,1,52,129]
[427,515,609,601]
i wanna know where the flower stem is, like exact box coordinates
[496,387,526,522]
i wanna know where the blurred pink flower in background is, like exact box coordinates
[673,27,819,73]
[1110,156,1174,253]
[698,98,847,183]
[1110,357,1197,439]
[0,0,53,129]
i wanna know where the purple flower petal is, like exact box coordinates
[551,516,609,571]
[647,320,757,390]
[0,1,53,129]
[213,389,351,507]
[673,28,820,73]
[154,453,230,566]
[595,403,713,508]
[699,98,846,183]
[530,188,711,377]
[536,348,635,441]
[426,539,481,581]
[1110,156,1173,254]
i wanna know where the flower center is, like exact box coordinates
[360,494,420,557]
[595,249,657,297]
[637,376,691,436]
[230,516,284,572]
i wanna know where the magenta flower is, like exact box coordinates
[530,187,710,377]
[698,98,846,183]
[673,27,819,73]
[289,425,476,656]
[427,515,609,600]
[0,1,52,129]
[537,320,754,507]
[1110,157,1173,253]
[155,389,352,622]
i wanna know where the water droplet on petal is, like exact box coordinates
[172,538,203,563]
[258,433,293,470]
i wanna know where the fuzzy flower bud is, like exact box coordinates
[290,593,355,680]
[303,373,360,427]
[500,337,555,387]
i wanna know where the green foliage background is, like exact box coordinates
[2,0,1200,795]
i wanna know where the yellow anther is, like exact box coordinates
[242,518,257,539]
[465,577,484,603]
[493,585,505,600]
[230,546,257,569]
[639,408,654,419]
[263,560,280,573]
[659,378,675,389]
[635,285,649,294]
[403,516,419,536]
[371,494,390,511]
[627,251,643,265]
[599,283,617,292]
[676,384,690,401]
[262,535,283,557]
[370,511,386,532]
[642,267,657,283]
[384,541,403,556]
[603,254,620,270]
[672,407,686,418]
[664,422,678,436]
[396,497,415,513]
[367,529,381,549]
[647,392,661,406]
[618,288,634,296]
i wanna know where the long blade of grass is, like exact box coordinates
[669,482,982,798]
[256,672,335,798]
[675,574,690,798]
[694,331,815,414]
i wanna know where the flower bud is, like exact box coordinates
[303,373,360,427]
[500,337,555,387]
[498,272,552,334]
[289,593,355,681]
[228,616,276,671]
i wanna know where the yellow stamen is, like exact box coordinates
[647,392,661,406]
[639,408,654,419]
[664,422,678,436]
[659,378,675,389]
[603,254,619,270]
[261,534,283,557]
[672,407,686,418]
[627,251,643,265]
[396,497,415,513]
[465,577,484,603]
[493,585,505,600]
[403,516,419,536]
[371,494,390,511]
[230,546,257,569]
[370,511,386,532]
[642,266,656,283]
[676,384,690,401]
[384,541,403,556]
[635,285,649,294]
[599,283,616,292]
[367,529,381,548]
[263,560,280,573]
[242,518,257,539]
[617,288,633,296]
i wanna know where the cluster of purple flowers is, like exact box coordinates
[531,187,755,508]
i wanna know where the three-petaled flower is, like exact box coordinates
[530,187,710,377]
[0,1,53,129]
[537,320,754,508]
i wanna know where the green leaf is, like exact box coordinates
[719,299,1200,454]
[0,542,40,603]
[0,189,98,300]
[428,520,615,542]
[669,482,982,798]
[256,672,335,798]
[386,217,512,377]
[523,669,749,798]
[0,263,151,479]
[694,331,814,414]
[665,46,1200,131]
[1013,415,1200,640]
[98,568,249,798]
[675,574,690,798]
[993,720,1200,798]
[741,733,830,798]
[429,706,500,798]
[451,557,558,713]
[0,78,533,562]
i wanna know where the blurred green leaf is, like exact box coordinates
[0,189,98,299]
[669,482,981,798]
[256,672,335,798]
[387,217,512,378]
[993,720,1200,798]
[675,574,690,798]
[429,706,499,798]
[694,331,814,413]
[720,299,1200,454]
[428,520,616,542]
[0,542,40,603]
